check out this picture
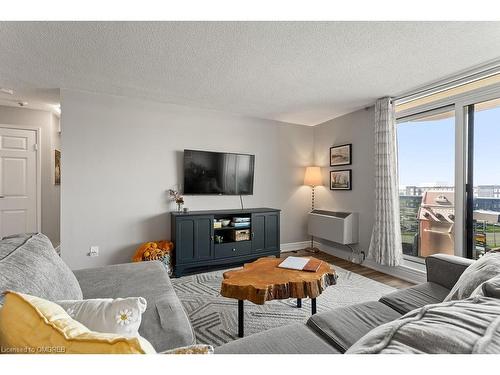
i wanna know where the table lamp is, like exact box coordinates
[304,166,322,252]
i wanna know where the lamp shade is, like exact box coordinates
[304,166,322,186]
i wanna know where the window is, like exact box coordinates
[396,74,500,261]
[468,98,500,258]
[397,108,455,259]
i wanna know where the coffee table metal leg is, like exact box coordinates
[297,298,302,308]
[311,298,317,315]
[238,300,244,337]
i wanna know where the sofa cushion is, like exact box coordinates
[379,282,449,314]
[306,301,402,352]
[73,261,194,352]
[347,297,500,354]
[444,251,500,301]
[0,233,83,305]
[215,323,340,354]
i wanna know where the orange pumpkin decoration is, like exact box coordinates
[132,240,174,262]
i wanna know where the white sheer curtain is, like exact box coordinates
[368,97,403,266]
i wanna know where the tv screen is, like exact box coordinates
[183,150,255,195]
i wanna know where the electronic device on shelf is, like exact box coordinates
[171,208,280,277]
[183,149,255,195]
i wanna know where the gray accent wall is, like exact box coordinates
[313,107,375,256]
[60,89,314,269]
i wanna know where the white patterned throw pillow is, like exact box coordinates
[56,297,147,337]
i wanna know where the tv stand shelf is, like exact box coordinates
[171,208,280,277]
[214,226,250,232]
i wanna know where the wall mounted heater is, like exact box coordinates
[308,209,359,244]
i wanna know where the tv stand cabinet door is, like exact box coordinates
[251,212,280,253]
[251,213,266,252]
[176,215,214,263]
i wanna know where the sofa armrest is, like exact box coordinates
[73,261,195,352]
[425,254,473,290]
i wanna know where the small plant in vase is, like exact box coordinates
[168,189,185,212]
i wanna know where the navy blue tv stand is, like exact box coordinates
[171,208,280,277]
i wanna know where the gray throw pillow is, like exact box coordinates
[444,252,500,301]
[0,233,83,304]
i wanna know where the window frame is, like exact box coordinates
[396,82,500,261]
[396,105,456,264]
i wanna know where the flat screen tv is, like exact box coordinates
[183,149,255,195]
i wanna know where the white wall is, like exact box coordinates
[313,107,375,255]
[60,89,313,269]
[0,106,61,245]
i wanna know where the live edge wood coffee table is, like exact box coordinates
[220,257,337,337]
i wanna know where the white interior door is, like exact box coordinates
[0,127,39,237]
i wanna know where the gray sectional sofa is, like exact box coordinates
[216,254,475,354]
[3,232,497,354]
[0,233,195,352]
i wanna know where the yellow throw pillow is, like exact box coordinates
[0,291,155,354]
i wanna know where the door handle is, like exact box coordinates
[0,196,4,198]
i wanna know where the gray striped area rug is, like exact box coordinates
[171,263,395,347]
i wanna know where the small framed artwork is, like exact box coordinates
[330,143,352,166]
[330,169,352,191]
[54,150,61,185]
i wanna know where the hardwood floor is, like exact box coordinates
[281,249,415,289]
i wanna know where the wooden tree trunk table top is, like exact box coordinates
[220,257,337,305]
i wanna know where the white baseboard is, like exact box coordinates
[314,241,427,285]
[280,241,311,253]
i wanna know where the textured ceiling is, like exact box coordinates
[1,22,500,125]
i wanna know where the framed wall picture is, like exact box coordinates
[55,149,61,185]
[330,143,352,166]
[330,169,352,190]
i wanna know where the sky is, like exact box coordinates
[398,105,500,187]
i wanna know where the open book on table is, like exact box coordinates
[278,256,322,272]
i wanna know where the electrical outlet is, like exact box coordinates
[89,246,99,257]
